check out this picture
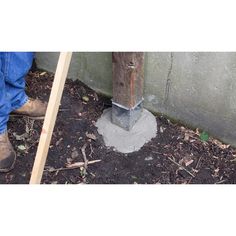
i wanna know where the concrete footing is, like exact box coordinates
[96,108,157,153]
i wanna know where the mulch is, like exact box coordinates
[1,70,236,184]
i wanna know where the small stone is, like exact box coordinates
[56,138,63,146]
[17,145,26,151]
[40,71,47,76]
[184,133,190,141]
[160,126,165,133]
[82,96,89,102]
[71,149,79,159]
[145,156,153,161]
[58,131,63,136]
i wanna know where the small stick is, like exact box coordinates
[215,179,227,184]
[195,156,202,169]
[81,143,88,169]
[167,156,195,178]
[59,109,70,112]
[188,156,202,184]
[68,118,82,120]
[89,144,94,158]
[45,160,101,173]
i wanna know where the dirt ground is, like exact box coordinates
[1,70,236,184]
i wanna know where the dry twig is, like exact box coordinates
[81,143,88,169]
[44,160,101,173]
[89,144,94,158]
[167,156,195,178]
[215,179,227,184]
[188,156,202,184]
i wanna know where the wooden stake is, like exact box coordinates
[30,52,72,184]
[111,52,145,130]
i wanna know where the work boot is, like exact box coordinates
[0,131,16,173]
[11,98,47,120]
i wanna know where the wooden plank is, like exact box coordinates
[30,52,72,184]
[112,52,144,108]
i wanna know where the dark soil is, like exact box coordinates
[1,70,236,184]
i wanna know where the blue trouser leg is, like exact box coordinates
[0,52,34,134]
[3,52,34,110]
[0,56,11,134]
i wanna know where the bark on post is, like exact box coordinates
[112,52,145,130]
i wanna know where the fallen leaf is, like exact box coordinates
[200,131,209,142]
[131,175,138,179]
[17,145,26,151]
[160,126,165,133]
[179,155,194,166]
[13,132,28,141]
[196,128,200,135]
[56,137,63,146]
[211,139,230,149]
[86,132,96,140]
[185,159,194,166]
[94,93,99,101]
[82,96,89,102]
[184,133,190,141]
[212,168,220,177]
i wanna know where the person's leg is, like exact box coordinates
[3,52,47,119]
[2,52,34,111]
[0,53,16,172]
[0,52,46,172]
[0,53,11,134]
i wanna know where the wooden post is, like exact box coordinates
[112,52,144,130]
[30,52,72,184]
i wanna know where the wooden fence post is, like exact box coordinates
[112,52,145,130]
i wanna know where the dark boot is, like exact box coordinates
[11,98,47,120]
[0,131,16,173]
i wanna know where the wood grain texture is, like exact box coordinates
[30,52,72,184]
[112,52,144,108]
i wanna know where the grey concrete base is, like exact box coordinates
[96,108,157,153]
